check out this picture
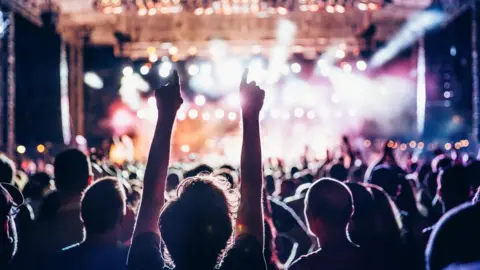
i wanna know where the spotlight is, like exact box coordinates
[202,112,211,121]
[168,46,178,55]
[326,5,334,13]
[334,5,345,13]
[357,3,367,11]
[140,65,150,75]
[122,66,133,76]
[294,108,304,118]
[177,111,186,120]
[180,145,190,153]
[194,95,206,106]
[306,111,315,119]
[149,54,158,63]
[84,72,104,89]
[290,63,301,74]
[356,60,367,71]
[159,61,172,78]
[228,112,237,121]
[16,145,26,154]
[188,109,198,119]
[336,50,346,59]
[342,63,352,73]
[37,144,46,153]
[188,64,199,76]
[215,109,225,119]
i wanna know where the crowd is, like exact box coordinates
[1,69,480,270]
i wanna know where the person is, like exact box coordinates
[41,177,130,270]
[23,172,53,217]
[423,165,471,247]
[13,149,93,268]
[328,163,348,182]
[289,178,371,270]
[0,154,15,185]
[127,69,266,270]
[0,183,24,268]
[426,202,480,270]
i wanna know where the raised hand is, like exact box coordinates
[155,70,183,117]
[240,69,265,118]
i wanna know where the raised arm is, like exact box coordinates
[133,71,183,236]
[236,69,265,246]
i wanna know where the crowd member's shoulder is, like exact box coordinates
[221,234,265,270]
[288,250,318,270]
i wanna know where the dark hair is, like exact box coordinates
[81,177,126,235]
[54,149,92,195]
[329,163,348,182]
[305,178,353,227]
[160,175,239,269]
[23,172,51,200]
[367,165,403,200]
[438,165,471,208]
[345,183,375,245]
[166,172,182,192]
[0,155,15,185]
[183,164,213,179]
[426,202,480,270]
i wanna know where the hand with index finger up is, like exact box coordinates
[154,70,183,119]
[240,68,265,118]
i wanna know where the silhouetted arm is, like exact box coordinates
[133,71,183,237]
[236,69,266,247]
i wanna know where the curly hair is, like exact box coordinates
[159,174,240,269]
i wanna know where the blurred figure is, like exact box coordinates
[426,202,480,270]
[289,178,370,270]
[23,172,53,217]
[42,178,129,270]
[13,149,93,268]
[0,154,15,185]
[0,183,24,268]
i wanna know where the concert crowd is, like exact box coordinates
[2,70,480,270]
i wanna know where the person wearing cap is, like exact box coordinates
[0,182,24,267]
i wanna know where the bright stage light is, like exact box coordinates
[177,111,187,120]
[290,63,301,74]
[202,112,211,121]
[122,66,133,76]
[37,144,46,153]
[215,109,225,119]
[336,50,346,59]
[75,135,87,145]
[84,72,104,90]
[326,5,334,13]
[195,95,206,106]
[335,5,345,13]
[357,3,367,11]
[228,112,237,121]
[181,145,191,153]
[168,46,178,55]
[149,54,158,63]
[112,109,134,128]
[140,65,150,75]
[306,111,315,119]
[342,63,352,73]
[248,59,267,83]
[370,10,445,68]
[282,112,290,120]
[218,59,243,87]
[159,61,173,78]
[16,145,26,154]
[356,60,367,71]
[294,108,304,118]
[188,109,199,119]
[188,64,199,76]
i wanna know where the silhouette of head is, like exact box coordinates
[160,175,239,269]
[426,202,480,270]
[304,178,353,239]
[81,177,126,236]
[54,149,92,196]
[329,163,348,182]
[0,155,15,185]
[437,165,470,211]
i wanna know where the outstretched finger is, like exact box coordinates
[172,70,180,87]
[241,68,249,87]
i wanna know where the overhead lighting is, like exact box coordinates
[188,64,199,76]
[290,63,302,73]
[356,60,367,71]
[158,61,173,78]
[122,66,133,77]
[140,65,150,75]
